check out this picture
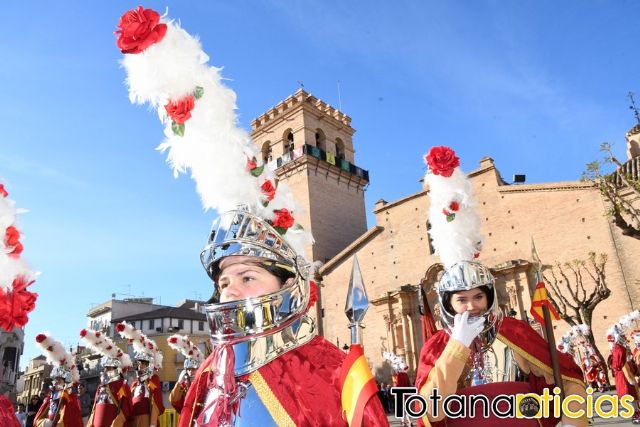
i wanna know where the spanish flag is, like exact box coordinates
[340,344,378,427]
[530,282,560,326]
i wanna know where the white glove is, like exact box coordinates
[43,421,53,427]
[451,311,485,347]
[177,369,189,384]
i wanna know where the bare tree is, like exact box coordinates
[583,142,640,239]
[541,252,611,370]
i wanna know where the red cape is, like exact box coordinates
[91,378,133,426]
[131,374,164,416]
[612,343,638,399]
[179,335,388,426]
[0,395,19,427]
[415,317,584,427]
[34,390,83,427]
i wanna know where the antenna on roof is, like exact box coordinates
[297,80,305,89]
[337,80,342,111]
[628,91,640,125]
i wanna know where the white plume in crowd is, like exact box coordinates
[425,154,483,268]
[35,332,80,383]
[167,334,204,363]
[558,323,591,353]
[116,321,162,370]
[118,10,312,256]
[80,328,132,369]
[383,351,408,371]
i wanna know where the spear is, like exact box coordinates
[340,255,377,427]
[345,255,369,345]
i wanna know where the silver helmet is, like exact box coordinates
[183,358,200,370]
[437,261,503,352]
[101,357,122,383]
[200,208,310,345]
[50,366,73,386]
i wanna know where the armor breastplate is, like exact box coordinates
[133,383,149,398]
[465,346,520,385]
[96,385,115,405]
[48,391,62,419]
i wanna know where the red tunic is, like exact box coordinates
[415,317,585,427]
[392,371,411,387]
[130,374,164,426]
[611,343,638,399]
[89,378,133,427]
[34,389,83,427]
[179,335,388,426]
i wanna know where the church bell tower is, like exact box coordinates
[251,89,369,264]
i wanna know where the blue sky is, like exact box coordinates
[2,1,638,366]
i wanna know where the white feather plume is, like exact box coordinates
[118,11,312,257]
[116,321,162,370]
[35,332,79,383]
[425,164,483,268]
[167,334,204,363]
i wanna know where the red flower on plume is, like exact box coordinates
[79,329,87,338]
[168,337,178,344]
[35,333,46,343]
[95,331,101,337]
[0,276,37,332]
[272,209,295,230]
[4,226,23,256]
[0,184,7,198]
[116,323,126,332]
[246,158,257,171]
[449,201,460,212]
[115,6,167,54]
[424,146,460,178]
[261,180,276,201]
[165,95,196,125]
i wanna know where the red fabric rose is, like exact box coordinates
[272,209,295,229]
[424,146,460,178]
[0,276,37,332]
[165,95,196,125]
[261,180,276,201]
[449,201,460,211]
[246,158,257,171]
[0,185,7,198]
[115,6,167,54]
[4,226,22,255]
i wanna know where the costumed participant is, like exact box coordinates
[115,322,164,427]
[633,331,640,383]
[114,6,387,426]
[167,334,204,413]
[415,146,587,427]
[383,351,410,388]
[0,184,38,427]
[558,324,607,392]
[606,312,640,423]
[79,328,133,427]
[33,333,83,427]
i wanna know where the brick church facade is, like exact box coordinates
[252,89,640,383]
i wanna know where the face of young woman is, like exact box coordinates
[450,288,489,316]
[217,256,283,303]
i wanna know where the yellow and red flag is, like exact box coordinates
[340,344,378,427]
[530,281,560,326]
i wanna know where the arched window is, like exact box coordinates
[315,129,327,152]
[261,141,272,163]
[335,138,345,160]
[283,129,294,155]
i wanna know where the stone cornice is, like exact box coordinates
[251,89,352,134]
[497,181,595,194]
[372,189,428,214]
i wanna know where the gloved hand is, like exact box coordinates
[177,369,189,384]
[451,311,485,347]
[44,420,53,427]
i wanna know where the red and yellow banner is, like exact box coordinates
[340,344,378,427]
[530,282,560,326]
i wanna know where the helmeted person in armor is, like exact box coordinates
[415,146,587,427]
[33,333,83,427]
[116,322,164,427]
[113,5,388,426]
[79,328,133,427]
[167,334,204,413]
[607,317,640,423]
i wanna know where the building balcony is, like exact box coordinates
[610,156,640,187]
[271,143,369,182]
